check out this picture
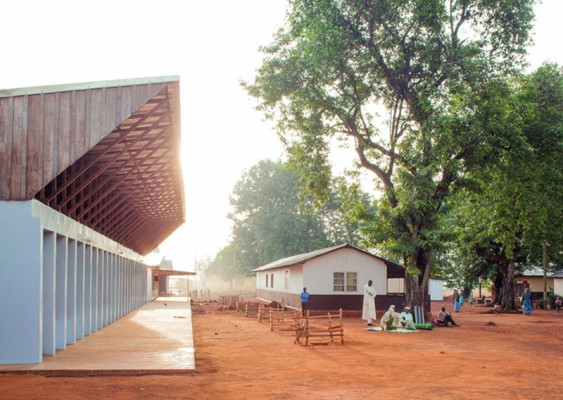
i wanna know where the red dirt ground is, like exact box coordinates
[1,300,561,400]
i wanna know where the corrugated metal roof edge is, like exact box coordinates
[0,75,180,98]
[251,243,404,272]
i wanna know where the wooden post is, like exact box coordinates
[543,243,548,309]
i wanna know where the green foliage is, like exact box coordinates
[443,64,562,304]
[207,160,370,278]
[243,0,535,305]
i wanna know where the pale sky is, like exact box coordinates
[0,0,561,270]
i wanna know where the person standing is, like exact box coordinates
[300,287,310,316]
[453,289,461,313]
[521,287,533,316]
[362,280,377,326]
[555,296,562,313]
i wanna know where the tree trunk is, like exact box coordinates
[498,260,517,311]
[404,248,432,311]
[492,274,502,304]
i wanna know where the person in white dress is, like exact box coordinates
[362,280,377,326]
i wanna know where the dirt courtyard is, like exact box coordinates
[1,300,561,400]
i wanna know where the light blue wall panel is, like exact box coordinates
[0,201,42,364]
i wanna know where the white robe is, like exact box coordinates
[380,307,401,329]
[362,283,377,321]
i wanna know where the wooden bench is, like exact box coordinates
[234,301,260,317]
[219,295,241,306]
[295,309,344,346]
[269,308,300,332]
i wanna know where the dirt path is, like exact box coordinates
[1,301,561,400]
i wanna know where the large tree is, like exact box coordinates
[208,160,368,279]
[447,63,563,310]
[245,0,535,307]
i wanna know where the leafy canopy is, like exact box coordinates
[244,0,535,290]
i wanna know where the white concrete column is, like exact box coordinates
[66,238,77,345]
[146,268,153,302]
[102,251,111,326]
[112,253,117,322]
[117,256,123,319]
[91,247,99,333]
[76,241,85,340]
[118,256,123,318]
[55,234,67,350]
[83,244,92,336]
[97,249,104,330]
[42,230,56,357]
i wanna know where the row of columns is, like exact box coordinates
[41,229,147,357]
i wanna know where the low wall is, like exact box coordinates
[256,289,413,314]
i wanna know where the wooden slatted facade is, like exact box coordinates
[0,77,184,255]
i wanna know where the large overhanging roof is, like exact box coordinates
[0,76,185,255]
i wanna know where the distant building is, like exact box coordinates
[550,269,563,296]
[252,244,410,313]
[429,278,444,301]
[515,266,559,300]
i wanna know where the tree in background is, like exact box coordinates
[444,63,562,310]
[244,0,535,307]
[208,160,369,279]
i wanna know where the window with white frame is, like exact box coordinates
[265,274,269,288]
[271,273,274,288]
[284,270,289,289]
[346,272,358,291]
[333,272,357,292]
[333,272,345,291]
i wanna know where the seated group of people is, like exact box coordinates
[379,305,461,330]
[379,305,416,330]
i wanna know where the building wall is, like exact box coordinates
[255,248,391,310]
[429,279,444,301]
[0,200,148,365]
[516,276,555,295]
[255,288,407,314]
[256,264,304,294]
[303,248,388,296]
[0,201,42,363]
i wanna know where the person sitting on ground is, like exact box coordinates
[400,306,416,330]
[428,312,439,326]
[380,305,402,330]
[437,305,461,327]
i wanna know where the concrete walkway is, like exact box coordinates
[0,297,194,376]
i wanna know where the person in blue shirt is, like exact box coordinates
[300,287,310,316]
[521,287,533,316]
